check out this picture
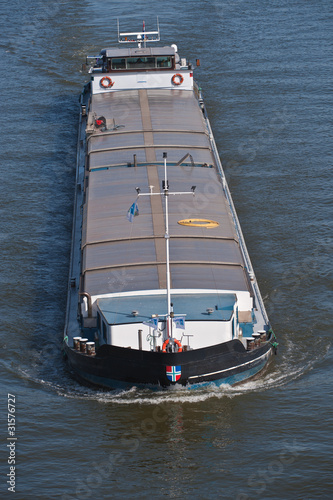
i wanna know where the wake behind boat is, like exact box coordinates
[63,20,278,389]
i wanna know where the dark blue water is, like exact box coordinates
[1,1,332,498]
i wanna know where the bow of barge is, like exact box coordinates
[63,22,277,389]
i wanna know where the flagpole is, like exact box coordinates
[163,152,172,339]
[143,20,146,48]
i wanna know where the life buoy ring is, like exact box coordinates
[171,74,184,86]
[100,76,114,88]
[178,218,219,228]
[162,338,183,353]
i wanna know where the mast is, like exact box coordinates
[132,154,195,347]
[163,152,172,337]
[117,18,160,47]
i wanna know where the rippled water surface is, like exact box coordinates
[1,0,332,498]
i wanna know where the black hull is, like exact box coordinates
[64,340,273,389]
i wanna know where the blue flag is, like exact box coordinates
[173,316,186,330]
[143,317,159,329]
[127,200,139,222]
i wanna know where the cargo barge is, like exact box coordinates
[63,21,277,389]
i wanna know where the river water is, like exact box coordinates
[1,0,332,499]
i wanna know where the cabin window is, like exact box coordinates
[102,321,107,343]
[126,57,155,69]
[111,58,126,70]
[156,56,172,68]
[109,56,174,71]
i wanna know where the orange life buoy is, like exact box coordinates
[162,338,182,353]
[100,76,114,88]
[171,73,184,86]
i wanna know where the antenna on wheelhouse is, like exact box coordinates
[117,17,160,47]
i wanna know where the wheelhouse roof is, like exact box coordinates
[103,46,175,58]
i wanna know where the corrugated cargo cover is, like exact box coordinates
[82,88,250,295]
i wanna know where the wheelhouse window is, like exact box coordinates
[109,56,174,71]
[111,58,126,70]
[127,57,155,69]
[156,56,172,68]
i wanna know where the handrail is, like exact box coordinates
[79,292,93,318]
